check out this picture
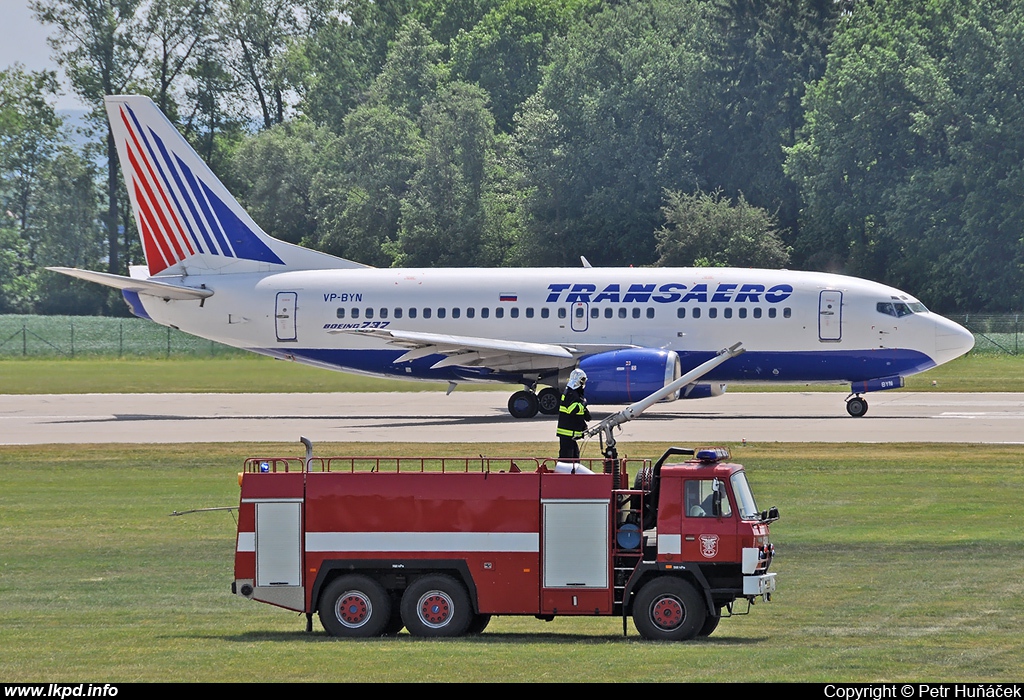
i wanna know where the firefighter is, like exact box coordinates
[557,369,591,459]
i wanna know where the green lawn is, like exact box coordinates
[0,352,1021,394]
[1,441,1021,682]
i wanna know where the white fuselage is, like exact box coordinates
[133,266,974,391]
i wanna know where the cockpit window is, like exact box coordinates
[877,302,922,317]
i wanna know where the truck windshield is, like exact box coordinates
[730,472,760,520]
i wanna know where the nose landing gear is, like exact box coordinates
[845,394,868,417]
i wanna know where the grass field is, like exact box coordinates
[1,441,1022,682]
[1,352,1023,394]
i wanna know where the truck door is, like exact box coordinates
[275,291,298,342]
[680,478,738,563]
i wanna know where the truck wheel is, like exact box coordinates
[401,574,473,637]
[698,606,722,637]
[319,575,391,638]
[632,577,707,641]
[466,613,491,635]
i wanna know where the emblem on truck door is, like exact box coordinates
[699,534,719,558]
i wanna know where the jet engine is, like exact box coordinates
[579,349,681,404]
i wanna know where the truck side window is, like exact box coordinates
[685,480,731,518]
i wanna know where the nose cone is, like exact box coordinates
[933,314,975,365]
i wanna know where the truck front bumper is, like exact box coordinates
[743,572,776,598]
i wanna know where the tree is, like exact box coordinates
[655,189,790,268]
[449,0,597,132]
[230,119,336,245]
[786,0,1024,311]
[512,0,723,266]
[391,81,499,266]
[32,0,150,276]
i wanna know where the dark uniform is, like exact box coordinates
[556,385,590,459]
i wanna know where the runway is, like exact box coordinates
[2,391,1023,445]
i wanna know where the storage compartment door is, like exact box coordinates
[256,501,302,587]
[542,500,608,588]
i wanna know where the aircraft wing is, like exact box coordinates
[47,267,213,301]
[332,328,632,373]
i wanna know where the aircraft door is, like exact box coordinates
[275,291,298,342]
[818,290,842,342]
[570,302,589,332]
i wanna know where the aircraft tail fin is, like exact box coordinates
[106,95,366,276]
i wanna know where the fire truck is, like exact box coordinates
[231,344,778,640]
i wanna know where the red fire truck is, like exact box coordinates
[232,444,777,641]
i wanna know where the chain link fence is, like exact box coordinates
[945,314,1022,355]
[0,313,1020,358]
[0,315,244,358]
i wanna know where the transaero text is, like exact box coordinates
[544,282,794,304]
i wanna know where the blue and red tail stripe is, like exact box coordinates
[117,103,284,274]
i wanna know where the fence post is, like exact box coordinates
[166,326,171,359]
[22,324,26,356]
[119,321,123,358]
[71,319,75,358]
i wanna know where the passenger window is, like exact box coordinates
[753,308,762,319]
[709,308,717,319]
[511,307,519,318]
[646,308,655,319]
[738,308,746,319]
[365,308,374,319]
[768,308,777,319]
[677,308,685,319]
[409,308,417,319]
[591,307,599,318]
[605,308,613,319]
[632,308,640,319]
[619,308,627,319]
[783,307,792,318]
[452,308,460,319]
[336,308,345,319]
[724,308,732,319]
[496,308,504,319]
[394,308,403,319]
[352,308,360,319]
[541,308,549,319]
[575,307,585,318]
[466,308,475,319]
[437,308,446,319]
[423,308,431,319]
[379,308,388,319]
[557,308,566,319]
[481,307,489,319]
[526,308,534,318]
[692,308,701,319]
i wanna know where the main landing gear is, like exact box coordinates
[845,394,868,417]
[508,386,561,419]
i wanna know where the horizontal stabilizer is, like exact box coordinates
[47,267,213,301]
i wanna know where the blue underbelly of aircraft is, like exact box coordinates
[257,347,936,387]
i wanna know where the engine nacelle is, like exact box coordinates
[579,349,680,404]
[678,383,727,399]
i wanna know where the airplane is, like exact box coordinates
[50,95,975,419]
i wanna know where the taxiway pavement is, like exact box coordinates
[2,391,1023,445]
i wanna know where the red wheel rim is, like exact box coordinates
[336,591,372,628]
[418,591,453,628]
[651,595,684,630]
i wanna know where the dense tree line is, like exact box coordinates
[0,0,1021,315]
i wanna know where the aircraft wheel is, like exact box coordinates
[536,387,561,415]
[508,390,539,418]
[846,396,868,417]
